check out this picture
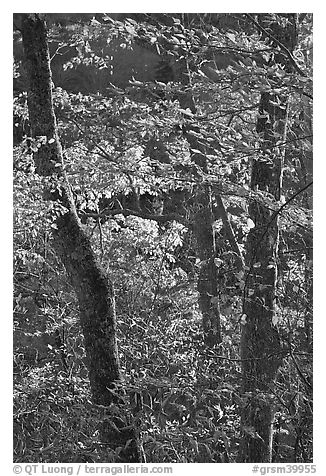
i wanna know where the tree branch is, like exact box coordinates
[82,208,190,227]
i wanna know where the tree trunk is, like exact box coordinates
[176,61,244,346]
[239,14,298,463]
[193,186,222,346]
[175,88,223,346]
[21,13,140,462]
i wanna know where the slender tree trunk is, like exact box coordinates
[21,13,140,462]
[176,58,244,346]
[193,185,222,346]
[239,14,298,462]
[175,87,223,346]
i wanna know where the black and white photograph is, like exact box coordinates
[12,9,314,471]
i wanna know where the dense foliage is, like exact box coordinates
[13,13,312,463]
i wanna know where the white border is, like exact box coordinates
[4,3,324,474]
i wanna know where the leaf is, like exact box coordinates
[280,195,286,204]
[178,108,194,117]
[226,32,236,42]
[242,426,264,441]
[247,218,255,229]
[125,24,136,35]
[235,271,244,280]
[214,258,223,268]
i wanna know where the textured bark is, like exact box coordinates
[239,14,298,463]
[21,13,140,462]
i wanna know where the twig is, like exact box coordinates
[288,345,313,391]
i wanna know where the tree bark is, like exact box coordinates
[239,14,298,463]
[21,13,140,462]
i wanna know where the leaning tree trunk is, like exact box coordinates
[21,13,140,462]
[239,14,298,462]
